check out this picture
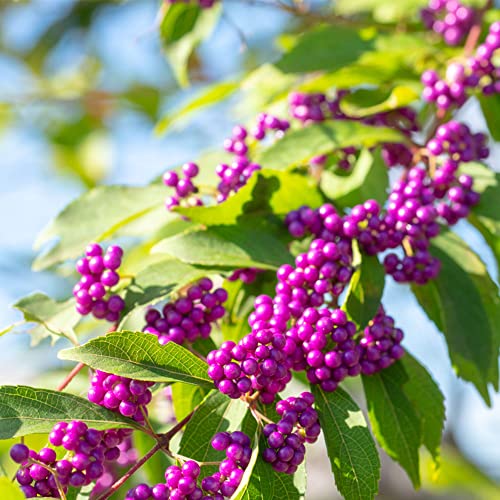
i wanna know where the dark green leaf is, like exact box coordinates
[152,224,293,270]
[33,185,166,270]
[257,122,403,171]
[321,148,389,207]
[343,252,385,327]
[0,386,139,439]
[412,231,500,404]
[400,354,445,465]
[276,25,374,74]
[164,6,221,87]
[13,293,79,346]
[59,331,213,388]
[178,390,248,472]
[122,258,210,316]
[362,364,421,487]
[479,94,500,141]
[312,386,380,500]
[160,3,200,44]
[460,163,500,280]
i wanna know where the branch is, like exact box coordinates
[56,362,85,391]
[96,442,162,500]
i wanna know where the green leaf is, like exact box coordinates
[460,163,500,280]
[155,81,238,135]
[362,364,422,487]
[321,148,389,207]
[239,451,305,500]
[33,185,166,270]
[178,390,248,469]
[0,385,139,439]
[412,231,500,404]
[312,386,380,500]
[171,382,209,422]
[400,354,445,466]
[339,85,420,118]
[276,25,374,74]
[256,122,403,171]
[479,94,500,141]
[122,258,210,316]
[59,331,213,388]
[176,170,323,225]
[0,477,25,499]
[343,253,385,327]
[13,293,79,346]
[160,3,200,44]
[164,5,221,87]
[152,224,293,270]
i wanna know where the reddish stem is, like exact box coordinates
[56,362,85,391]
[96,442,161,500]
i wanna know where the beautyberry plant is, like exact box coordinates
[1,0,499,499]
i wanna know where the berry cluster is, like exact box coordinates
[276,239,353,319]
[207,329,293,405]
[11,422,130,497]
[421,0,475,46]
[143,278,227,345]
[262,393,320,473]
[88,370,154,423]
[203,431,252,497]
[286,308,361,392]
[74,243,125,322]
[427,120,489,164]
[163,163,202,211]
[422,21,500,110]
[124,431,252,499]
[359,310,405,375]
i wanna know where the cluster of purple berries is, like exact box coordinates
[421,0,475,46]
[74,243,125,322]
[207,327,293,405]
[359,310,405,375]
[216,116,289,202]
[286,308,361,392]
[10,422,130,497]
[262,392,320,473]
[125,431,252,500]
[163,163,202,211]
[88,370,154,423]
[142,278,227,345]
[276,238,353,319]
[427,120,489,164]
[422,21,500,110]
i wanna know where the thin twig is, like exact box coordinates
[96,442,162,500]
[56,362,85,391]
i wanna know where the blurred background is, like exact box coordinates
[0,0,499,498]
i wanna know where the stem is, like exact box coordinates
[163,407,197,442]
[56,362,85,391]
[30,459,66,500]
[96,443,162,500]
[464,0,493,56]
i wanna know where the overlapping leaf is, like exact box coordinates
[0,386,139,438]
[59,331,213,388]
